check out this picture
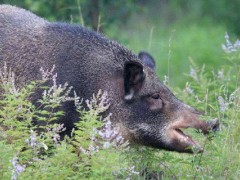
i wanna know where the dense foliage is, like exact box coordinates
[0,0,239,34]
[0,0,139,31]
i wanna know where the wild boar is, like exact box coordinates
[0,5,218,153]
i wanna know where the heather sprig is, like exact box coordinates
[222,33,240,53]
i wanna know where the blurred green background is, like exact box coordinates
[1,0,239,87]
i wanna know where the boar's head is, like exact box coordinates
[116,52,219,153]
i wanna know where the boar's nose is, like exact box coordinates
[208,118,220,133]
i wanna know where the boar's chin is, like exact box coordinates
[167,128,203,153]
[135,118,219,153]
[138,129,203,153]
[164,118,219,153]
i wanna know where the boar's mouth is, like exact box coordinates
[168,118,219,153]
[171,128,203,153]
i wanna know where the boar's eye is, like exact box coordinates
[148,93,163,111]
[151,93,161,100]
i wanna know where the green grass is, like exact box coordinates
[106,16,227,87]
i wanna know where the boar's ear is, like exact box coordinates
[138,51,156,70]
[124,61,145,100]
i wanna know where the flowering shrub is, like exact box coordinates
[0,65,132,179]
[222,33,240,53]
